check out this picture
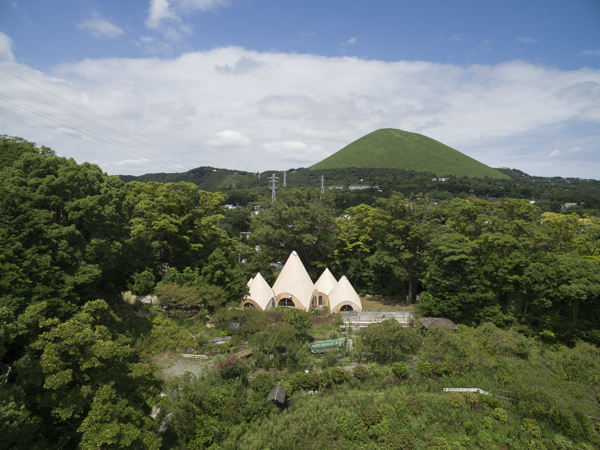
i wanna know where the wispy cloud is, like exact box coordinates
[450,33,464,42]
[344,37,357,45]
[578,49,600,56]
[77,13,124,39]
[517,36,536,43]
[145,0,228,30]
[549,150,560,157]
[568,146,582,153]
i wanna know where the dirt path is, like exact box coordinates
[152,353,213,378]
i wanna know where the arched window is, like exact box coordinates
[318,295,323,306]
[243,302,254,308]
[340,304,353,312]
[312,296,317,306]
[280,298,295,307]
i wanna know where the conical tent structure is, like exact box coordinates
[272,251,317,311]
[313,268,337,308]
[241,272,275,311]
[329,275,362,312]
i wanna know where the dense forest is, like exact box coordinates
[120,165,600,215]
[1,134,599,449]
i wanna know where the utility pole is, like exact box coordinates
[269,173,279,204]
[283,171,287,188]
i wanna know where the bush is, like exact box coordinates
[352,365,370,382]
[329,367,351,384]
[479,393,501,409]
[406,396,423,415]
[417,359,432,377]
[215,357,249,380]
[493,407,508,424]
[391,361,408,379]
[289,371,329,392]
[250,372,273,394]
[361,319,420,363]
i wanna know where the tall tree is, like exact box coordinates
[0,154,132,297]
[249,189,337,278]
[127,181,229,272]
[368,193,438,302]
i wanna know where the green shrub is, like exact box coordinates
[492,407,507,424]
[417,359,432,377]
[250,372,273,394]
[429,437,451,449]
[329,367,351,384]
[391,362,409,379]
[407,396,423,415]
[552,434,573,449]
[479,394,501,409]
[215,357,249,380]
[522,418,542,438]
[353,365,370,382]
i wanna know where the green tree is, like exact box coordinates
[0,135,55,170]
[249,189,337,278]
[368,193,438,301]
[361,319,420,364]
[0,154,133,297]
[127,181,229,271]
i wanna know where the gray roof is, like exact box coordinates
[267,384,287,403]
[418,317,459,330]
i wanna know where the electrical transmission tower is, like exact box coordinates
[269,173,279,203]
[320,175,325,194]
[283,171,287,188]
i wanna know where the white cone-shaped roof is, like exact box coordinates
[247,277,254,287]
[272,251,315,310]
[315,268,337,295]
[329,275,362,312]
[244,272,274,310]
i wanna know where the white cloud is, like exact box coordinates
[206,130,252,148]
[2,46,600,177]
[77,14,124,38]
[517,36,536,43]
[345,37,357,45]
[0,32,15,62]
[450,33,464,42]
[549,150,560,157]
[145,0,228,30]
[568,146,582,153]
[146,0,178,29]
[578,49,600,56]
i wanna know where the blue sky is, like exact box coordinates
[1,0,599,178]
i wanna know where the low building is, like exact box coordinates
[348,184,370,191]
[241,251,362,313]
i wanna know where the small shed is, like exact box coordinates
[418,317,459,330]
[267,384,287,404]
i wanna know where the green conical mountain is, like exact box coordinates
[310,128,509,179]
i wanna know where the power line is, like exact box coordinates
[0,64,214,168]
[0,105,169,171]
[0,95,177,168]
[0,77,204,168]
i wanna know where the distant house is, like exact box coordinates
[348,184,370,191]
[562,203,577,210]
[329,185,344,190]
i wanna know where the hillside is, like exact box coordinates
[310,128,510,180]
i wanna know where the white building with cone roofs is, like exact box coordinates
[241,251,362,313]
[313,267,337,309]
[242,272,275,310]
[271,251,317,311]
